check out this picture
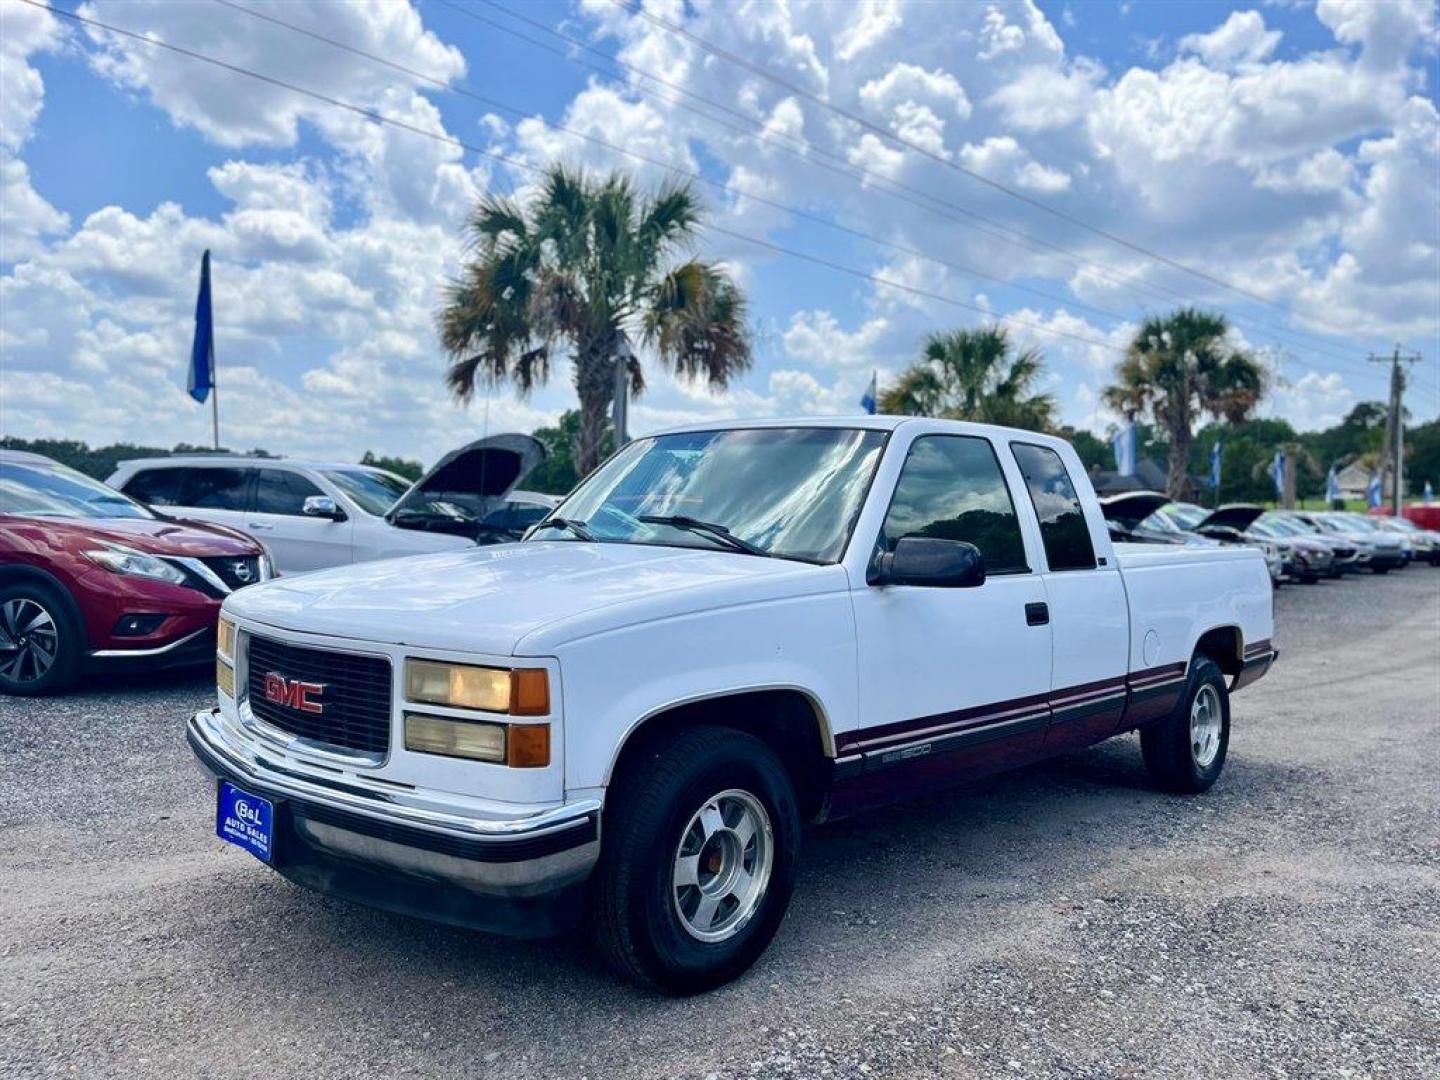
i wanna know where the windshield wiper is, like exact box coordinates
[531,517,597,541]
[638,515,768,556]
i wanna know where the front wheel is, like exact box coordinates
[1141,655,1230,794]
[590,726,801,993]
[0,583,81,695]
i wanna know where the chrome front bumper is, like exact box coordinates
[187,708,600,928]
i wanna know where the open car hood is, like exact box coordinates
[387,434,546,530]
[1098,491,1171,526]
[1194,504,1266,532]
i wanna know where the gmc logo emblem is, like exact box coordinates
[263,672,326,714]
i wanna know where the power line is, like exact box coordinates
[212,0,1135,330]
[613,0,1371,349]
[24,0,1127,358]
[450,0,1375,369]
[30,0,1407,400]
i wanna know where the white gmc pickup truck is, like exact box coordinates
[189,418,1276,991]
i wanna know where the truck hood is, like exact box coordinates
[223,541,846,655]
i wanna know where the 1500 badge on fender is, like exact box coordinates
[187,417,1276,992]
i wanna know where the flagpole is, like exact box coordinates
[212,373,219,450]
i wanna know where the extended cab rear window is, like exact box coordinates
[1010,443,1097,572]
[880,435,1028,574]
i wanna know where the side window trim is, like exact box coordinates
[1008,440,1098,573]
[175,466,257,513]
[870,432,1032,578]
[254,467,324,517]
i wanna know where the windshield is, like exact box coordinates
[0,461,155,520]
[322,468,411,516]
[1160,503,1207,529]
[1256,514,1301,537]
[1138,509,1183,534]
[542,426,887,563]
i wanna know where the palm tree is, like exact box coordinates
[1104,309,1266,498]
[879,326,1056,431]
[439,166,751,476]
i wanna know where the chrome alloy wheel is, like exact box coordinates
[672,788,774,943]
[0,598,60,684]
[1189,684,1223,769]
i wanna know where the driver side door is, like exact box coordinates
[846,434,1052,808]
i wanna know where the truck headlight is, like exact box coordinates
[217,616,236,660]
[404,659,549,715]
[217,658,235,698]
[84,543,188,586]
[404,713,550,767]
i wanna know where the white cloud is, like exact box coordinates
[1269,370,1355,430]
[0,1,67,260]
[782,310,891,370]
[1180,11,1282,68]
[1316,0,1439,71]
[959,137,1071,193]
[987,60,1103,132]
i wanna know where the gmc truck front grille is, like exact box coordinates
[246,636,392,755]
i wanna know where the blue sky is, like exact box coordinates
[2,0,1437,465]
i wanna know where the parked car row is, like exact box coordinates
[1097,491,1436,587]
[1,435,556,693]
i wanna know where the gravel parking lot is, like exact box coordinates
[3,569,1437,1079]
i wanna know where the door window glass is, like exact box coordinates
[122,468,182,506]
[1011,443,1097,572]
[177,467,252,511]
[880,435,1028,573]
[254,469,324,516]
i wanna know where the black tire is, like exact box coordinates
[0,580,82,695]
[1140,655,1230,794]
[1371,565,1390,575]
[590,725,802,993]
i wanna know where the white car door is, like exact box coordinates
[1007,440,1130,753]
[848,432,1053,805]
[246,468,354,574]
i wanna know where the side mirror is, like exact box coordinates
[302,495,345,521]
[869,537,986,588]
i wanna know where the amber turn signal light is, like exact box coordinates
[506,723,551,768]
[509,668,550,716]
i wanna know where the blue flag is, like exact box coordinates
[1426,480,1434,506]
[1209,441,1222,489]
[1324,466,1341,504]
[1270,449,1286,497]
[188,249,215,403]
[1367,471,1383,509]
[1111,422,1137,476]
[860,371,877,415]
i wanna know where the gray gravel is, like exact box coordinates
[2,569,1438,1079]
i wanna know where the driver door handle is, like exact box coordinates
[246,522,274,531]
[1025,602,1049,626]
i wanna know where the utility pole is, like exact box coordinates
[1369,346,1422,515]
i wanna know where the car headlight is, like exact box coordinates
[404,659,549,715]
[85,543,188,586]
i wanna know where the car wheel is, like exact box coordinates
[1140,655,1229,794]
[0,582,81,695]
[1371,565,1390,575]
[590,725,802,993]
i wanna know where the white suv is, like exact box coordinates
[108,435,557,575]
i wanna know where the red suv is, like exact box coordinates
[0,450,272,695]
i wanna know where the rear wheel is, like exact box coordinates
[0,583,81,695]
[590,726,801,993]
[1141,656,1229,794]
